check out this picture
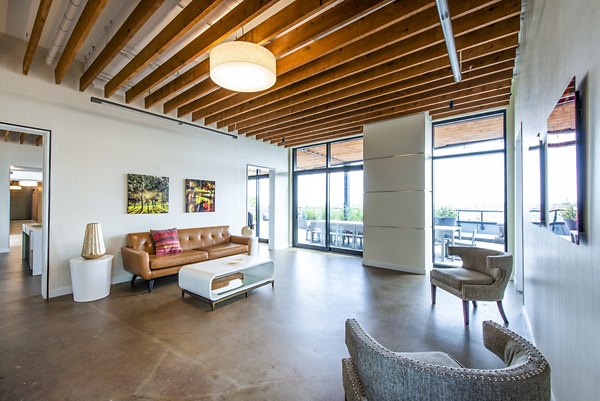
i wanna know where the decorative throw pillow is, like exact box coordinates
[150,228,183,256]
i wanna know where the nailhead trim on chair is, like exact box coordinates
[343,359,367,400]
[348,319,548,380]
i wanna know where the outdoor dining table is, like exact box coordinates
[310,220,364,249]
[434,225,462,260]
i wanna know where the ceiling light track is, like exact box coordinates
[435,0,462,82]
[90,97,236,139]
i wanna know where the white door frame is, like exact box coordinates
[246,164,276,249]
[0,122,51,299]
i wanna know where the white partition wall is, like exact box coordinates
[363,113,432,274]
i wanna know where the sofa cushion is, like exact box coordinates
[431,267,494,292]
[149,250,208,269]
[200,243,248,259]
[178,226,231,250]
[151,228,183,255]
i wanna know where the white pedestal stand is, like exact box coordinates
[69,254,113,302]
[249,236,259,255]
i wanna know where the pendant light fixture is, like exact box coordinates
[209,41,276,92]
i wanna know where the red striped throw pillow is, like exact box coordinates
[150,228,183,256]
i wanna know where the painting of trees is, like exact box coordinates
[127,174,169,214]
[185,179,216,213]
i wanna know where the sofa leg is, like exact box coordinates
[462,300,469,326]
[130,275,137,287]
[431,284,437,305]
[497,300,509,324]
[147,279,154,293]
[472,301,478,309]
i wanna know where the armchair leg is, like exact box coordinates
[462,300,469,325]
[472,301,478,309]
[431,284,437,304]
[497,300,509,324]
[130,275,137,286]
[147,279,155,293]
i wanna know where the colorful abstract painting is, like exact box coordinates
[127,174,169,214]
[185,179,216,213]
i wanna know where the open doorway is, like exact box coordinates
[1,122,51,298]
[247,165,274,245]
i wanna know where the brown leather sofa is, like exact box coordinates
[121,226,252,292]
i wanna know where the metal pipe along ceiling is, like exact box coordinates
[46,0,83,66]
[435,0,462,82]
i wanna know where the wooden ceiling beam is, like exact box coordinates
[179,0,439,118]
[55,0,109,84]
[281,128,365,148]
[219,26,518,130]
[2,130,9,142]
[36,136,43,146]
[147,0,343,109]
[431,100,508,120]
[20,133,27,145]
[196,1,519,124]
[79,0,165,91]
[269,91,511,141]
[241,49,516,135]
[269,89,511,144]
[160,0,390,113]
[273,0,436,79]
[277,126,364,147]
[23,0,53,75]
[257,73,513,140]
[104,0,223,98]
[235,36,517,132]
[266,81,512,142]
[125,0,279,103]
[282,98,510,147]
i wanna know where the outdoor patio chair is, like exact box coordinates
[430,246,513,325]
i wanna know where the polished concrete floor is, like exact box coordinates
[0,244,528,401]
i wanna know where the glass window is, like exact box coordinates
[433,114,504,157]
[292,137,364,255]
[432,113,506,266]
[295,145,327,171]
[330,138,363,167]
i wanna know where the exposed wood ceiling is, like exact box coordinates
[14,0,520,148]
[1,130,43,147]
[434,114,504,148]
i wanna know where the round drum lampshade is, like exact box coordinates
[209,41,276,92]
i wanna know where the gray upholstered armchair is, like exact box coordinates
[343,319,550,401]
[430,246,513,325]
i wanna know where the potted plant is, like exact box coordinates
[435,206,457,227]
[560,203,577,231]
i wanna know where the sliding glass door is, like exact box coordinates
[329,170,363,251]
[296,173,327,248]
[432,112,507,266]
[293,137,363,255]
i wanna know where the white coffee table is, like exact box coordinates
[179,254,274,311]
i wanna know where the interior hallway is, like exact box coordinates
[9,219,36,248]
[0,245,528,400]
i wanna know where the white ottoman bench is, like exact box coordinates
[179,254,274,311]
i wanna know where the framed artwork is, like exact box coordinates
[127,174,169,214]
[185,179,216,212]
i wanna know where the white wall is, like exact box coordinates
[0,34,289,297]
[363,113,432,274]
[513,0,600,399]
[0,142,43,252]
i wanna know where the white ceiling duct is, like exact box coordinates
[46,0,83,66]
